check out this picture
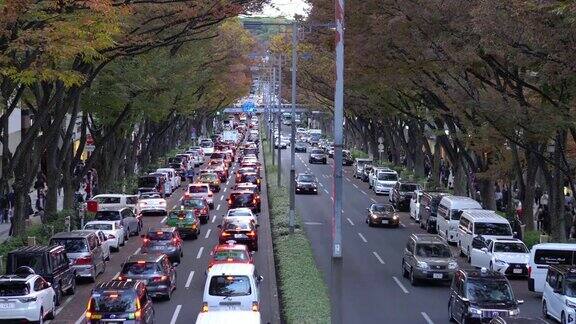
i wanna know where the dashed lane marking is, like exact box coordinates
[223,187,227,192]
[393,276,409,294]
[353,184,358,189]
[212,215,217,223]
[170,305,182,324]
[304,222,323,225]
[185,271,195,289]
[358,232,368,243]
[54,296,73,315]
[205,229,211,239]
[421,312,434,324]
[346,218,354,226]
[133,248,141,255]
[372,251,385,264]
[360,190,368,195]
[220,195,224,201]
[216,204,221,211]
[161,216,167,223]
[370,198,377,203]
[400,222,406,228]
[323,189,329,194]
[196,247,204,259]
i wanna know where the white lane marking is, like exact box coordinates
[216,204,221,211]
[323,189,329,194]
[161,216,167,223]
[223,187,227,192]
[54,296,73,315]
[372,251,385,264]
[212,215,217,223]
[346,218,354,226]
[185,271,195,288]
[196,247,204,259]
[370,198,377,203]
[205,229,211,239]
[304,222,323,225]
[170,305,182,324]
[113,271,120,279]
[133,248,141,255]
[345,177,350,182]
[353,184,358,189]
[220,195,224,201]
[421,312,434,324]
[74,315,85,324]
[319,183,324,187]
[400,222,406,228]
[360,190,367,195]
[357,232,367,243]
[393,276,409,294]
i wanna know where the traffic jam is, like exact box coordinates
[0,113,264,323]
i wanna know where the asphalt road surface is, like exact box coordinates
[46,146,280,324]
[276,131,550,324]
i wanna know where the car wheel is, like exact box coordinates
[46,298,55,319]
[66,278,76,295]
[402,260,409,278]
[253,243,259,251]
[562,312,567,324]
[54,285,62,306]
[100,258,107,275]
[448,299,455,322]
[410,269,418,286]
[459,243,465,257]
[367,219,373,227]
[461,314,467,324]
[542,300,549,319]
[467,248,471,263]
[38,307,44,324]
[209,203,214,210]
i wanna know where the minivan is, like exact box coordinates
[542,265,576,323]
[202,263,262,312]
[89,194,139,213]
[157,168,180,189]
[436,196,482,244]
[49,231,106,282]
[353,158,373,179]
[457,209,513,258]
[528,243,576,293]
[419,191,450,233]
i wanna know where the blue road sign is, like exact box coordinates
[242,101,256,113]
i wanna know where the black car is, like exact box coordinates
[294,141,307,153]
[391,182,423,211]
[85,280,155,323]
[118,254,177,300]
[448,268,522,324]
[6,245,76,306]
[308,148,327,164]
[295,173,318,194]
[227,190,261,213]
[366,203,400,227]
[343,150,353,166]
[141,228,183,263]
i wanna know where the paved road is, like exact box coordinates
[276,135,549,324]
[46,148,280,324]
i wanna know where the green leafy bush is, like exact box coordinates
[523,230,541,250]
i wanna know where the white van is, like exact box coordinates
[90,194,139,213]
[157,168,180,189]
[528,243,576,293]
[436,196,482,244]
[372,170,399,195]
[457,209,513,257]
[202,263,262,312]
[195,311,261,324]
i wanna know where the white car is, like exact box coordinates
[84,220,126,251]
[470,238,529,275]
[89,194,139,212]
[225,208,258,225]
[87,229,112,261]
[202,264,261,312]
[409,190,423,222]
[157,167,180,188]
[372,170,398,195]
[136,192,168,216]
[542,265,576,324]
[0,270,56,323]
[187,183,214,209]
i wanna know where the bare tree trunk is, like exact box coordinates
[479,177,496,210]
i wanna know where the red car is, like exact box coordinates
[217,218,259,251]
[207,242,254,273]
[181,197,210,224]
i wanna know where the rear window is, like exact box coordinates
[50,238,88,253]
[11,254,45,274]
[209,275,251,297]
[94,197,121,204]
[400,184,418,192]
[211,153,224,159]
[231,193,253,204]
[121,262,158,276]
[85,223,113,231]
[534,249,576,265]
[182,199,205,209]
[138,177,157,188]
[189,185,208,193]
[147,231,173,241]
[310,149,324,154]
[200,141,213,148]
[297,175,316,182]
[474,223,512,236]
[223,221,252,231]
[0,282,29,296]
[89,291,137,312]
[213,250,249,261]
[168,211,195,221]
[198,174,217,182]
[242,174,258,183]
[95,211,121,221]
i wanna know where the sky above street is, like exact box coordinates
[258,0,310,17]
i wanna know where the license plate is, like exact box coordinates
[513,269,523,274]
[433,273,443,279]
[0,303,15,309]
[381,220,389,225]
[234,234,246,239]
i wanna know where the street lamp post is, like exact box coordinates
[288,21,298,234]
[277,54,282,187]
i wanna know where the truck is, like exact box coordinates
[222,130,240,143]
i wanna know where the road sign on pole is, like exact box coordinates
[378,143,385,152]
[378,137,384,144]
[242,101,256,113]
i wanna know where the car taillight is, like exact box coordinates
[208,192,213,197]
[75,256,93,265]
[143,238,150,245]
[117,275,124,280]
[171,238,179,245]
[152,275,168,282]
[201,302,209,312]
[228,199,232,205]
[252,199,257,204]
[222,232,231,237]
[252,301,259,312]
[247,231,256,237]
[527,265,531,277]
[203,208,208,214]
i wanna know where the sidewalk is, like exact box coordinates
[0,189,64,244]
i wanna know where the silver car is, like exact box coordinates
[401,234,458,286]
[50,231,106,282]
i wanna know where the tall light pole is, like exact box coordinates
[288,21,298,233]
[332,0,345,323]
[276,54,282,187]
[270,57,276,163]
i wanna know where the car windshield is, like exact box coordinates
[311,149,324,154]
[209,275,251,297]
[168,211,195,221]
[466,279,514,303]
[0,282,29,296]
[298,175,316,182]
[231,194,253,204]
[475,223,512,236]
[400,184,418,191]
[371,204,394,213]
[242,175,258,182]
[416,244,452,258]
[95,211,121,221]
[89,292,137,312]
[378,173,397,181]
[213,250,248,261]
[493,242,528,253]
[85,223,113,231]
[147,231,172,241]
[51,238,88,253]
[93,196,121,204]
[182,199,205,209]
[121,262,158,276]
[138,177,157,188]
[189,186,208,193]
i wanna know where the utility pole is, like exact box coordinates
[332,0,345,323]
[276,54,282,187]
[270,56,276,163]
[289,22,298,234]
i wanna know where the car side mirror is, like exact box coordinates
[461,298,470,303]
[258,275,263,282]
[172,262,178,267]
[481,248,488,253]
[517,299,524,305]
[513,231,518,238]
[217,224,222,228]
[256,224,260,228]
[554,288,563,295]
[45,282,52,289]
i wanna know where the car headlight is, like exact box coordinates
[371,213,378,219]
[508,308,520,316]
[468,307,482,316]
[417,261,429,269]
[392,215,399,220]
[494,259,507,266]
[566,300,576,309]
[448,261,458,270]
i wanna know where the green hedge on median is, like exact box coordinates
[263,143,331,324]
